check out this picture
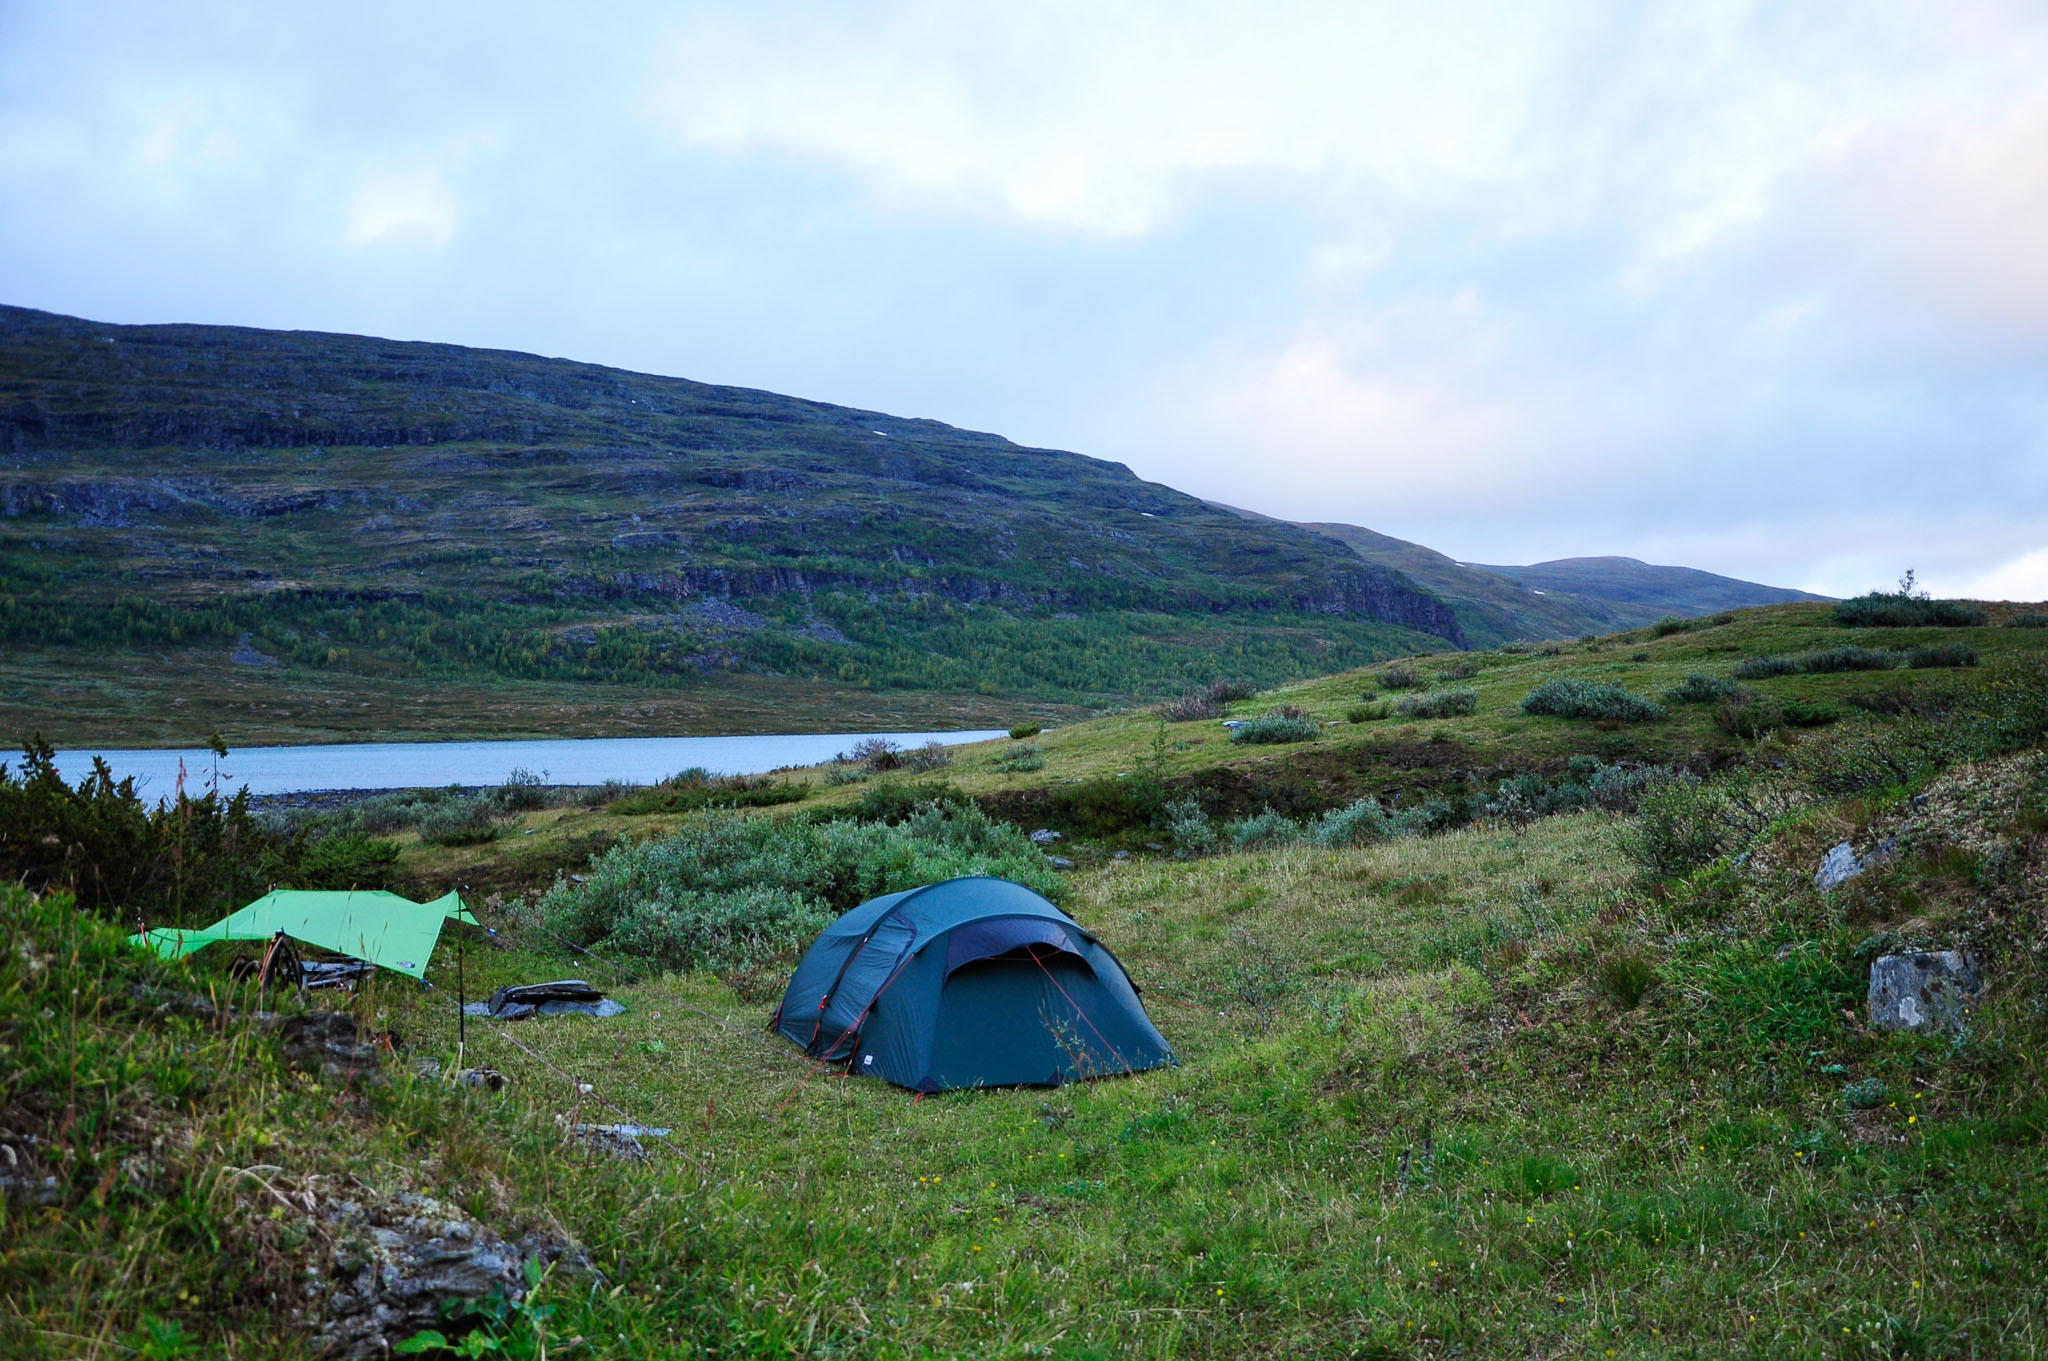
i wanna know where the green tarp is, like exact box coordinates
[129,889,476,980]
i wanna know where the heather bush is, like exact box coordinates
[481,766,550,813]
[1163,796,1219,859]
[1346,700,1393,723]
[1797,646,1903,675]
[1205,679,1259,703]
[1397,686,1477,719]
[1732,655,1800,680]
[844,737,902,774]
[1833,593,1985,628]
[1648,616,1693,638]
[1302,798,1390,848]
[1226,807,1303,850]
[991,743,1045,773]
[1376,664,1424,691]
[1519,679,1664,722]
[1615,774,1723,880]
[416,799,500,846]
[1230,714,1321,744]
[1906,644,1978,669]
[1779,698,1840,728]
[1158,692,1226,722]
[1664,674,1746,705]
[1714,693,1782,739]
[899,740,955,773]
[1008,723,1043,740]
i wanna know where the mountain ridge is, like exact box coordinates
[1,305,1468,742]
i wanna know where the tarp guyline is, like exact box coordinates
[129,889,476,981]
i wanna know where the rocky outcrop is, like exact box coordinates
[1868,950,1983,1034]
[303,1188,582,1358]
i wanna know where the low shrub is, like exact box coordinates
[1225,807,1303,850]
[578,779,632,808]
[1797,646,1903,675]
[1230,714,1322,745]
[843,737,902,774]
[2008,612,2048,629]
[608,777,808,816]
[1398,686,1478,719]
[1779,698,1840,728]
[1846,682,1930,718]
[1664,674,1747,705]
[482,766,550,813]
[1834,593,1986,628]
[1376,664,1424,691]
[823,763,868,786]
[1520,679,1664,722]
[416,799,499,846]
[296,832,402,890]
[1163,796,1218,859]
[991,744,1045,773]
[1436,659,1480,681]
[1616,774,1723,880]
[1308,798,1393,847]
[1906,643,1978,669]
[1732,655,1800,680]
[1346,700,1393,723]
[1649,615,1692,637]
[1158,692,1225,722]
[899,741,955,774]
[1205,679,1259,703]
[1485,758,1675,822]
[1714,693,1782,739]
[1008,723,1043,740]
[542,800,1055,972]
[849,780,973,825]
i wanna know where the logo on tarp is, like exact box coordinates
[396,961,414,969]
[863,1055,874,1066]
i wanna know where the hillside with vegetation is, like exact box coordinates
[1,305,1466,745]
[1215,507,1826,648]
[5,594,2045,1356]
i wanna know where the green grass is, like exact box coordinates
[7,604,2048,1356]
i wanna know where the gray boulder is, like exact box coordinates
[1868,950,1983,1034]
[1030,828,1062,845]
[1816,839,1895,890]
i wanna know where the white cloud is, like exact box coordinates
[1943,547,2048,603]
[343,165,460,248]
[644,0,1573,236]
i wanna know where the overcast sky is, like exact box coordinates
[3,1,2044,598]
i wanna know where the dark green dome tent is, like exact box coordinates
[771,877,1175,1092]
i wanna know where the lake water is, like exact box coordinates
[50,730,1008,798]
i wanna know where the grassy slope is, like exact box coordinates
[1473,557,1831,616]
[9,603,2045,1357]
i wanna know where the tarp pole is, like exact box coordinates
[456,924,467,1071]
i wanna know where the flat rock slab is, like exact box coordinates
[1869,950,1983,1034]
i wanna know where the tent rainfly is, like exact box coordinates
[772,876,1175,1092]
[129,889,477,981]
